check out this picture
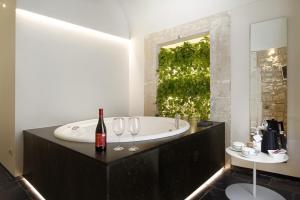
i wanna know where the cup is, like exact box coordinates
[241,147,256,157]
[232,141,245,151]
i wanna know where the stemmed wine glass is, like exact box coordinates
[112,117,125,151]
[128,117,141,152]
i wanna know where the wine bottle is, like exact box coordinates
[95,108,106,152]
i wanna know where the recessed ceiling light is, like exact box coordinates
[2,3,7,8]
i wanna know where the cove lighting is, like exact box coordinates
[185,167,225,200]
[21,178,46,200]
[15,8,130,44]
[21,168,223,200]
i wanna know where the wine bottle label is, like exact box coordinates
[101,133,106,147]
[96,133,106,148]
[96,133,102,147]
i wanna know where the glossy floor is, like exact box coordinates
[196,167,300,200]
[0,164,36,200]
[0,164,300,200]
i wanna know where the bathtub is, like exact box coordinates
[54,117,190,143]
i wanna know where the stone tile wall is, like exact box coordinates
[258,47,287,130]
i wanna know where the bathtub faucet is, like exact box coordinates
[175,114,180,129]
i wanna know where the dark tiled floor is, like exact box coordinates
[0,164,37,200]
[1,163,300,200]
[195,167,300,200]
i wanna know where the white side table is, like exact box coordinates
[225,147,288,200]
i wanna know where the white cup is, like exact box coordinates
[232,141,245,151]
[241,147,256,157]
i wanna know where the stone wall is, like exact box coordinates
[258,47,288,130]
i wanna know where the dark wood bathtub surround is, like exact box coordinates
[23,122,225,200]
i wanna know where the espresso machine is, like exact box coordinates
[261,119,287,153]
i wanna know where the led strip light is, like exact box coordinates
[15,8,130,44]
[21,178,46,200]
[185,167,225,200]
[21,167,224,200]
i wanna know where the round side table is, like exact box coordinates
[225,147,288,200]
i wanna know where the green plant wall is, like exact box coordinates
[157,36,210,119]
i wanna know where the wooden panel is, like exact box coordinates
[24,133,107,200]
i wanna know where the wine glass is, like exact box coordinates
[128,117,141,152]
[112,117,125,151]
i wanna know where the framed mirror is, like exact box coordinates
[250,17,288,135]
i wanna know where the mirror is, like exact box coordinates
[250,17,288,134]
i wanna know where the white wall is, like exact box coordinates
[0,0,16,174]
[122,0,300,177]
[17,0,130,38]
[120,0,257,36]
[251,17,287,51]
[13,0,130,175]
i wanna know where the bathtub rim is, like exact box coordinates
[53,116,190,143]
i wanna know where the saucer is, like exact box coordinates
[240,151,258,158]
[240,153,255,158]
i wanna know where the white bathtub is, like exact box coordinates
[54,117,190,143]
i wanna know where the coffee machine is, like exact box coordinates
[261,119,286,153]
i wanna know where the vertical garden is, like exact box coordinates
[156,36,210,119]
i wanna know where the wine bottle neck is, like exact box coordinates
[99,109,104,118]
